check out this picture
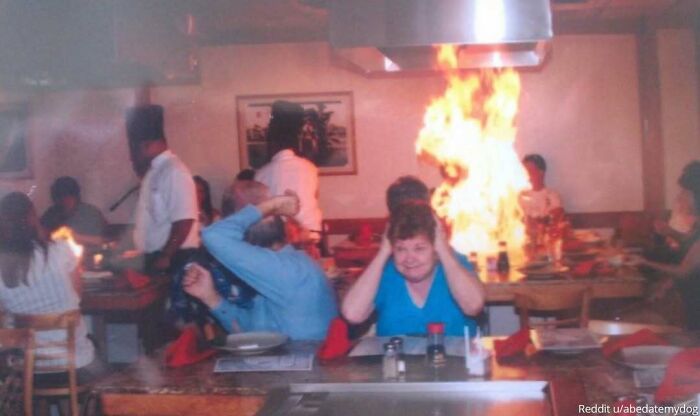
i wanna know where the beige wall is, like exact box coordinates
[0,32,695,223]
[658,29,700,207]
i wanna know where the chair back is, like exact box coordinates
[13,310,83,416]
[0,328,34,416]
[514,286,592,329]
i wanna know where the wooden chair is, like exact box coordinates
[0,328,34,416]
[514,287,592,329]
[13,310,87,416]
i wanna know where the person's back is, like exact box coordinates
[239,244,336,340]
[255,100,322,234]
[256,151,321,232]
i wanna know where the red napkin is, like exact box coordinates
[124,269,150,289]
[165,326,217,368]
[317,318,352,361]
[494,328,531,359]
[572,261,596,278]
[602,329,668,358]
[655,348,700,403]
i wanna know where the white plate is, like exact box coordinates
[214,332,288,355]
[615,346,683,370]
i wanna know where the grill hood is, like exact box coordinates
[329,0,552,73]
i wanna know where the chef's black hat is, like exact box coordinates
[126,104,165,142]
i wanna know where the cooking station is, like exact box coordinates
[93,332,700,416]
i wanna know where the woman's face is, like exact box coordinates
[392,234,437,283]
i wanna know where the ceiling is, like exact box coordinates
[190,0,700,45]
[0,0,698,88]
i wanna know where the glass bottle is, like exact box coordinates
[496,241,510,273]
[390,336,406,379]
[426,322,446,367]
[382,342,398,380]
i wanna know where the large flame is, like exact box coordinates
[416,45,530,259]
[51,226,84,258]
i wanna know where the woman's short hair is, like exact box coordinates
[387,202,436,243]
[678,161,700,214]
[386,176,430,215]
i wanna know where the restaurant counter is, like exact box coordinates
[94,333,699,416]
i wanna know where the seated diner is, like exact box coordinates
[341,201,485,336]
[183,190,337,340]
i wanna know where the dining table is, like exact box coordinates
[92,332,700,416]
[80,271,170,360]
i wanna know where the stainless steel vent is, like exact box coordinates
[329,0,553,73]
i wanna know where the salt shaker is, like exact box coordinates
[382,342,398,380]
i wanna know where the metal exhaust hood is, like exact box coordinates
[329,0,552,73]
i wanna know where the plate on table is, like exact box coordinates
[517,264,569,279]
[213,332,288,355]
[613,346,683,370]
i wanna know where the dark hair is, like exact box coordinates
[236,168,256,181]
[386,176,430,214]
[267,100,304,153]
[50,176,81,203]
[523,154,547,172]
[126,104,166,143]
[0,192,47,288]
[193,175,215,222]
[678,160,700,214]
[244,216,286,248]
[387,202,436,244]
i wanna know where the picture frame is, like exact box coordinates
[0,103,31,179]
[236,92,356,176]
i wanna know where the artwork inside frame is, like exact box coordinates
[237,92,356,176]
[0,103,31,179]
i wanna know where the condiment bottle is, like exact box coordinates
[382,342,398,380]
[390,336,406,379]
[426,322,446,367]
[497,241,510,273]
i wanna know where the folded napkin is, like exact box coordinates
[317,318,352,361]
[602,329,668,358]
[655,348,700,403]
[124,269,150,289]
[165,326,217,368]
[494,328,531,359]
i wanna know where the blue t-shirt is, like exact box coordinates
[374,254,479,337]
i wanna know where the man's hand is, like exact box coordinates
[258,191,300,218]
[433,215,452,256]
[183,263,222,309]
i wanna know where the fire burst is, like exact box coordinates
[416,45,530,259]
[51,226,84,258]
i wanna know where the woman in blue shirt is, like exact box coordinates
[341,202,485,336]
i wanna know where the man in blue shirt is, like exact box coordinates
[183,191,337,340]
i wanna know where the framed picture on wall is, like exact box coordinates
[236,91,357,175]
[0,104,31,179]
